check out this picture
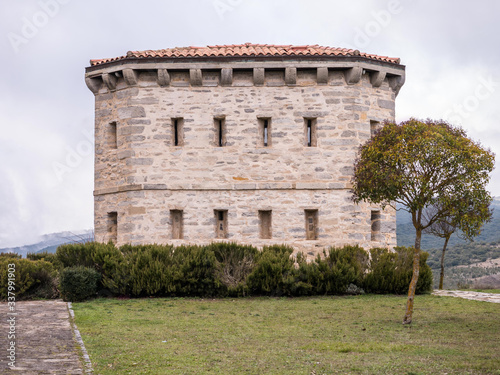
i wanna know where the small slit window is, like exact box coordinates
[258,118,271,147]
[172,118,184,146]
[371,210,381,241]
[305,118,317,147]
[171,210,184,239]
[259,210,272,239]
[107,121,117,149]
[215,210,228,238]
[107,211,117,243]
[305,210,318,240]
[370,120,380,137]
[215,117,226,147]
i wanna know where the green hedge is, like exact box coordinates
[363,247,433,294]
[27,251,61,269]
[0,259,58,300]
[247,245,296,296]
[59,266,101,302]
[50,242,432,300]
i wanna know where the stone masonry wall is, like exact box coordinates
[90,65,400,256]
[95,189,396,256]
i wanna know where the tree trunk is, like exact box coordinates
[438,235,450,290]
[403,227,421,325]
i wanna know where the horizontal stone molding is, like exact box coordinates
[85,60,405,95]
[93,182,353,196]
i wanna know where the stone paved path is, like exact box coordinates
[0,300,86,374]
[432,289,500,303]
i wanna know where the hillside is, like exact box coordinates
[0,230,93,257]
[396,198,500,289]
[396,198,500,249]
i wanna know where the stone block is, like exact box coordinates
[377,99,395,110]
[117,106,146,119]
[126,158,154,166]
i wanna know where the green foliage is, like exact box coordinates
[0,252,22,259]
[56,242,96,269]
[210,242,259,296]
[125,244,176,297]
[0,259,58,300]
[48,242,434,299]
[172,245,223,297]
[363,247,432,294]
[59,266,101,302]
[27,251,61,268]
[313,245,369,295]
[352,119,494,218]
[247,245,296,296]
[427,241,500,268]
[92,242,127,294]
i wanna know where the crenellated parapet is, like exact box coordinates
[85,44,405,96]
[86,62,405,95]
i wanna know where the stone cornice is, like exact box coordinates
[93,182,353,196]
[85,59,405,96]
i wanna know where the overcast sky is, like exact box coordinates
[1,0,499,248]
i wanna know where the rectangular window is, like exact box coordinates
[171,210,183,239]
[215,210,228,238]
[371,210,381,241]
[107,211,118,243]
[215,117,226,147]
[305,118,317,147]
[259,210,272,239]
[305,210,318,240]
[107,121,117,149]
[172,118,184,146]
[370,120,380,137]
[258,118,271,147]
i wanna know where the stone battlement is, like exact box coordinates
[86,63,405,95]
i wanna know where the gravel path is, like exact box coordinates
[432,289,500,303]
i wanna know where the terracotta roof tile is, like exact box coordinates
[90,43,401,66]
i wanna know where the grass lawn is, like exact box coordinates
[72,295,500,375]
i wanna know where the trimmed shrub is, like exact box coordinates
[172,245,222,297]
[290,252,316,296]
[247,245,296,296]
[0,259,58,300]
[415,250,433,293]
[56,243,96,269]
[46,242,433,299]
[92,242,126,295]
[27,251,61,269]
[210,242,259,296]
[363,247,433,294]
[124,244,176,297]
[313,245,369,295]
[59,266,101,302]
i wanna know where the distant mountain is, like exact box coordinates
[0,229,93,258]
[396,197,500,250]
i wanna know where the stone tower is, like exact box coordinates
[85,43,405,256]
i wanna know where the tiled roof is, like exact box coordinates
[90,43,401,66]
